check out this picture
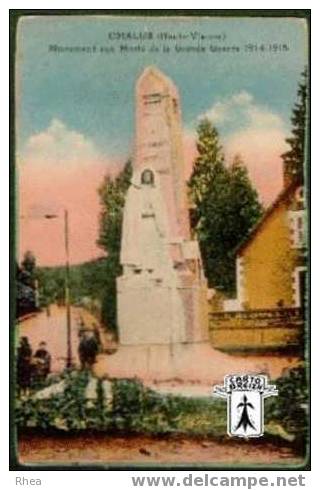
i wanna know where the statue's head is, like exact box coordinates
[141,169,154,186]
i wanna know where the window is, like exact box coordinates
[295,186,304,205]
[293,267,307,308]
[289,210,305,248]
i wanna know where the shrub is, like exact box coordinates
[265,365,309,448]
[16,370,91,431]
[111,378,180,433]
[16,374,226,437]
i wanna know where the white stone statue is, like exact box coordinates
[120,167,170,275]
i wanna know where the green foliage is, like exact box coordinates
[172,396,226,437]
[16,374,227,437]
[21,251,37,284]
[282,68,308,185]
[110,379,227,435]
[98,257,120,334]
[18,372,308,444]
[16,370,91,431]
[36,266,66,307]
[189,119,226,208]
[111,379,180,434]
[97,161,132,257]
[17,251,38,316]
[188,120,263,293]
[265,365,308,447]
[96,161,133,333]
[37,258,109,307]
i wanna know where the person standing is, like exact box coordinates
[17,336,32,395]
[33,341,51,383]
[78,331,99,370]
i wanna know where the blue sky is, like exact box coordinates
[17,15,308,159]
[17,14,309,266]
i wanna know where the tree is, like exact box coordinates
[98,161,132,258]
[36,267,65,307]
[188,120,263,294]
[188,119,231,290]
[228,154,263,244]
[16,252,38,317]
[97,160,133,333]
[188,119,226,216]
[282,68,308,186]
[21,250,36,288]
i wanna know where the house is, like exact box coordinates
[210,178,306,352]
[225,179,306,311]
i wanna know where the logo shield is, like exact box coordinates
[214,374,278,438]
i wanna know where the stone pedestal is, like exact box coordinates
[94,342,298,386]
[118,275,209,346]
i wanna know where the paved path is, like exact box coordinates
[17,305,100,373]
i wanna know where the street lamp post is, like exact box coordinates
[35,209,73,369]
[63,209,72,369]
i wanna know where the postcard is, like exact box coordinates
[11,10,310,469]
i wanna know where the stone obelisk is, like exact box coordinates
[117,66,208,347]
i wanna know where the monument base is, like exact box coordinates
[93,342,299,385]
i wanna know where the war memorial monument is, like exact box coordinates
[95,67,294,384]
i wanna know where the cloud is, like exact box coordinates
[195,91,289,204]
[200,90,284,132]
[201,91,254,126]
[18,119,121,266]
[21,118,101,167]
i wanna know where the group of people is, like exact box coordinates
[17,319,102,395]
[17,337,51,395]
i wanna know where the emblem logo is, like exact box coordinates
[213,374,278,438]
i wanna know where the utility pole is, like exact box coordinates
[43,210,73,369]
[64,209,72,369]
[22,210,73,370]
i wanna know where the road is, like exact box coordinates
[17,305,100,372]
[18,433,303,466]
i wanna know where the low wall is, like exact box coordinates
[209,308,304,352]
